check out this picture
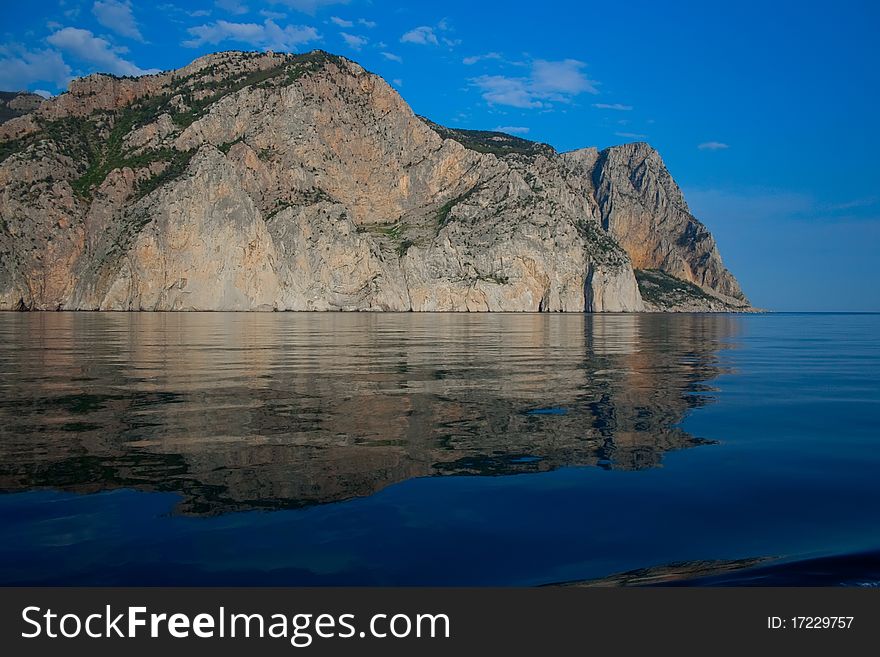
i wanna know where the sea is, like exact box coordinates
[1,312,878,586]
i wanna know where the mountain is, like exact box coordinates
[0,50,750,312]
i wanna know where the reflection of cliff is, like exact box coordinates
[0,313,739,514]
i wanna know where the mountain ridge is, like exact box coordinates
[0,50,750,312]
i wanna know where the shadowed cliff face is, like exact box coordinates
[0,50,746,312]
[0,313,738,515]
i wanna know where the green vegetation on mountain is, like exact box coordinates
[420,117,555,158]
[0,49,748,313]
[635,269,717,306]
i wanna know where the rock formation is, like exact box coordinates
[0,50,750,312]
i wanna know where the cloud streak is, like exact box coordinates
[698,141,729,150]
[401,20,458,47]
[92,0,143,41]
[270,0,349,15]
[183,19,320,51]
[340,32,367,50]
[0,44,72,90]
[215,0,249,15]
[463,52,502,65]
[471,59,597,109]
[593,102,632,111]
[400,26,438,46]
[47,27,156,76]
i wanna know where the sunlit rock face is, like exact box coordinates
[0,51,747,312]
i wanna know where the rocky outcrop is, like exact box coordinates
[0,50,748,312]
[591,143,748,307]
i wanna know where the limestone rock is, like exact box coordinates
[0,50,749,312]
[592,142,748,306]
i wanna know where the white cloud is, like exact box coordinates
[471,58,597,109]
[0,45,72,91]
[530,59,597,96]
[183,19,320,51]
[593,103,632,111]
[493,125,530,135]
[392,78,402,86]
[615,131,647,139]
[270,0,349,15]
[33,89,53,98]
[698,141,729,150]
[155,3,207,21]
[471,75,541,108]
[381,51,402,63]
[823,196,878,212]
[400,26,438,46]
[358,18,376,28]
[260,10,286,19]
[330,16,352,27]
[92,0,143,41]
[401,19,459,47]
[463,52,501,65]
[47,27,156,76]
[340,32,367,50]
[215,0,249,15]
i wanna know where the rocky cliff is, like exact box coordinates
[0,50,749,312]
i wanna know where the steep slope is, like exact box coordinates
[589,143,748,307]
[0,50,748,312]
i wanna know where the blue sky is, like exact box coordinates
[1,0,878,311]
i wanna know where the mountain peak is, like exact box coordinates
[0,50,749,312]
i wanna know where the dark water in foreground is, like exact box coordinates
[0,312,878,586]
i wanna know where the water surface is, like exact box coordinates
[0,312,877,585]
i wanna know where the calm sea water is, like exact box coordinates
[0,312,878,586]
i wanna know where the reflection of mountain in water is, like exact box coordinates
[0,313,739,514]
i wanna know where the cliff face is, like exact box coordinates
[0,50,749,312]
[592,143,746,304]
